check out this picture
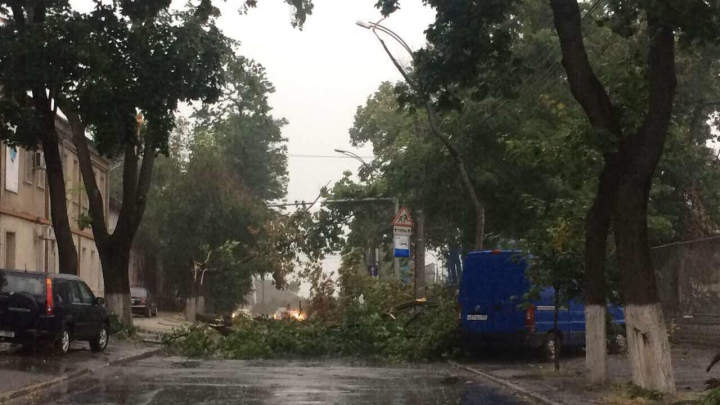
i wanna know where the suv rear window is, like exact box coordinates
[0,273,44,296]
[131,288,147,297]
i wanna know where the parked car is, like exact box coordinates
[131,287,158,317]
[0,269,110,355]
[459,250,625,360]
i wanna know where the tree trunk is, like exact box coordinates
[42,124,78,274]
[414,208,426,299]
[66,110,156,328]
[103,249,133,325]
[584,166,617,385]
[613,179,675,392]
[554,289,561,372]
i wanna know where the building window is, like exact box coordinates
[5,232,16,269]
[73,159,80,205]
[24,150,33,185]
[37,154,45,189]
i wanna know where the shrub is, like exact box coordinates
[164,282,460,361]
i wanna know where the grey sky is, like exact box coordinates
[212,0,435,204]
[72,0,437,295]
[213,1,437,294]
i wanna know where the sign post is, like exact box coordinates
[392,207,414,259]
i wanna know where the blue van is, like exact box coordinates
[459,250,624,359]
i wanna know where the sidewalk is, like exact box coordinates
[0,340,160,402]
[133,311,190,334]
[455,344,713,404]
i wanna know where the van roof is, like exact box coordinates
[467,250,524,256]
[0,269,82,281]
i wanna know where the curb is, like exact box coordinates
[0,347,163,403]
[449,361,563,405]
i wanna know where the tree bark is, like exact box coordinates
[66,108,156,326]
[554,289,561,372]
[42,125,79,274]
[613,180,675,391]
[584,165,617,385]
[551,0,677,391]
[102,247,132,324]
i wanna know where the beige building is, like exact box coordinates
[0,119,109,296]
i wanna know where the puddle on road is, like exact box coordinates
[0,352,80,374]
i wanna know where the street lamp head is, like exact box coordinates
[334,148,348,154]
[356,20,373,29]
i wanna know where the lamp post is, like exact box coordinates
[355,20,426,298]
[334,149,368,166]
[333,149,401,278]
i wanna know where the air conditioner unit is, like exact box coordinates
[33,151,46,171]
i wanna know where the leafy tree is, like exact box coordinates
[377,0,720,391]
[0,0,315,324]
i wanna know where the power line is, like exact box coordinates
[477,0,608,126]
[288,154,374,159]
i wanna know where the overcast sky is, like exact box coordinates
[212,0,435,203]
[211,0,437,293]
[72,0,438,295]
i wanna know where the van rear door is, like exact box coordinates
[460,251,529,335]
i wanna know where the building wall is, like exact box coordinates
[0,120,109,297]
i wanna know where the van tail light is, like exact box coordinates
[45,278,54,316]
[525,304,535,331]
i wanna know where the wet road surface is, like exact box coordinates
[10,356,535,404]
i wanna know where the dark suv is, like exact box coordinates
[0,269,110,355]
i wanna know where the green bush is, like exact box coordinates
[703,387,720,405]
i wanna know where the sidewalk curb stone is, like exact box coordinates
[0,347,162,403]
[449,361,564,405]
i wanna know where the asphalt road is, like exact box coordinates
[10,356,536,404]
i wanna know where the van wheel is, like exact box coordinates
[542,332,562,362]
[90,324,109,352]
[54,329,71,355]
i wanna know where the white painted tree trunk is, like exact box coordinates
[196,296,206,314]
[186,297,196,322]
[625,303,675,393]
[585,305,608,385]
[106,292,132,325]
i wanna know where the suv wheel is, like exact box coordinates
[54,329,71,355]
[90,324,109,352]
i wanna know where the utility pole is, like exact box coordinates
[394,198,400,278]
[414,208,425,299]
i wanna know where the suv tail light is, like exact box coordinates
[525,304,535,331]
[140,298,147,305]
[45,278,54,316]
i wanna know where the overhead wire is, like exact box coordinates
[471,0,609,127]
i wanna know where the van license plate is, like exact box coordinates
[0,331,14,338]
[467,315,488,321]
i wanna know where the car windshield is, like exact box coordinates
[0,273,44,296]
[130,288,147,297]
